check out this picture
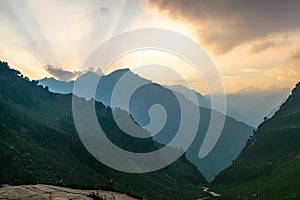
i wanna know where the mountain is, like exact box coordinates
[169,85,290,127]
[167,85,246,125]
[38,77,74,94]
[208,87,290,127]
[106,71,254,182]
[212,82,300,199]
[0,61,208,199]
[40,72,288,128]
[44,68,254,182]
[166,85,212,109]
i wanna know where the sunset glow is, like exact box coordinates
[0,0,299,93]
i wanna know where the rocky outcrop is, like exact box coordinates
[0,184,138,200]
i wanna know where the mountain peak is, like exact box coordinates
[38,77,57,82]
[235,86,262,94]
[235,85,290,94]
[80,70,99,77]
[106,68,132,76]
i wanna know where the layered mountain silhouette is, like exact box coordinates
[166,85,290,127]
[3,61,297,199]
[0,61,208,199]
[39,68,254,181]
[167,85,246,124]
[209,87,290,127]
[212,82,300,199]
[39,74,290,128]
[38,77,74,94]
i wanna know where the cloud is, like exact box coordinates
[265,45,300,81]
[45,65,79,81]
[221,75,240,79]
[241,67,260,73]
[265,65,299,81]
[45,65,103,81]
[145,0,300,54]
[249,41,277,54]
[289,46,300,60]
[248,37,289,54]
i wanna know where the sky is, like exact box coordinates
[0,0,299,94]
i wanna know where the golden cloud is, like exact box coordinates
[265,46,300,81]
[241,68,261,73]
[145,0,300,54]
[248,36,289,54]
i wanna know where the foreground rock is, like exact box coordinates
[0,184,138,200]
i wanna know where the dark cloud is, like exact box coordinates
[45,65,79,81]
[146,0,300,54]
[45,65,103,81]
[290,46,300,60]
[249,39,288,53]
[249,41,278,53]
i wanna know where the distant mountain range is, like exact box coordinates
[167,85,246,124]
[215,86,290,127]
[39,74,290,128]
[38,77,74,94]
[212,82,300,199]
[0,61,208,199]
[167,85,290,127]
[39,68,254,182]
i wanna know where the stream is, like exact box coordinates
[198,186,221,199]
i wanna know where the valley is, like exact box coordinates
[1,61,299,199]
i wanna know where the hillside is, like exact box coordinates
[212,82,300,199]
[0,61,208,199]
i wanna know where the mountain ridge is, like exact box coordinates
[39,71,290,128]
[211,82,300,199]
[39,67,255,182]
[0,61,208,199]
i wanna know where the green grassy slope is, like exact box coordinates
[212,82,300,199]
[0,61,207,199]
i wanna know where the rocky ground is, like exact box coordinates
[0,184,138,200]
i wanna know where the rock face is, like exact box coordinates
[0,184,138,200]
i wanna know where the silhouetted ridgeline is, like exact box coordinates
[0,61,208,199]
[39,67,254,182]
[212,82,300,199]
